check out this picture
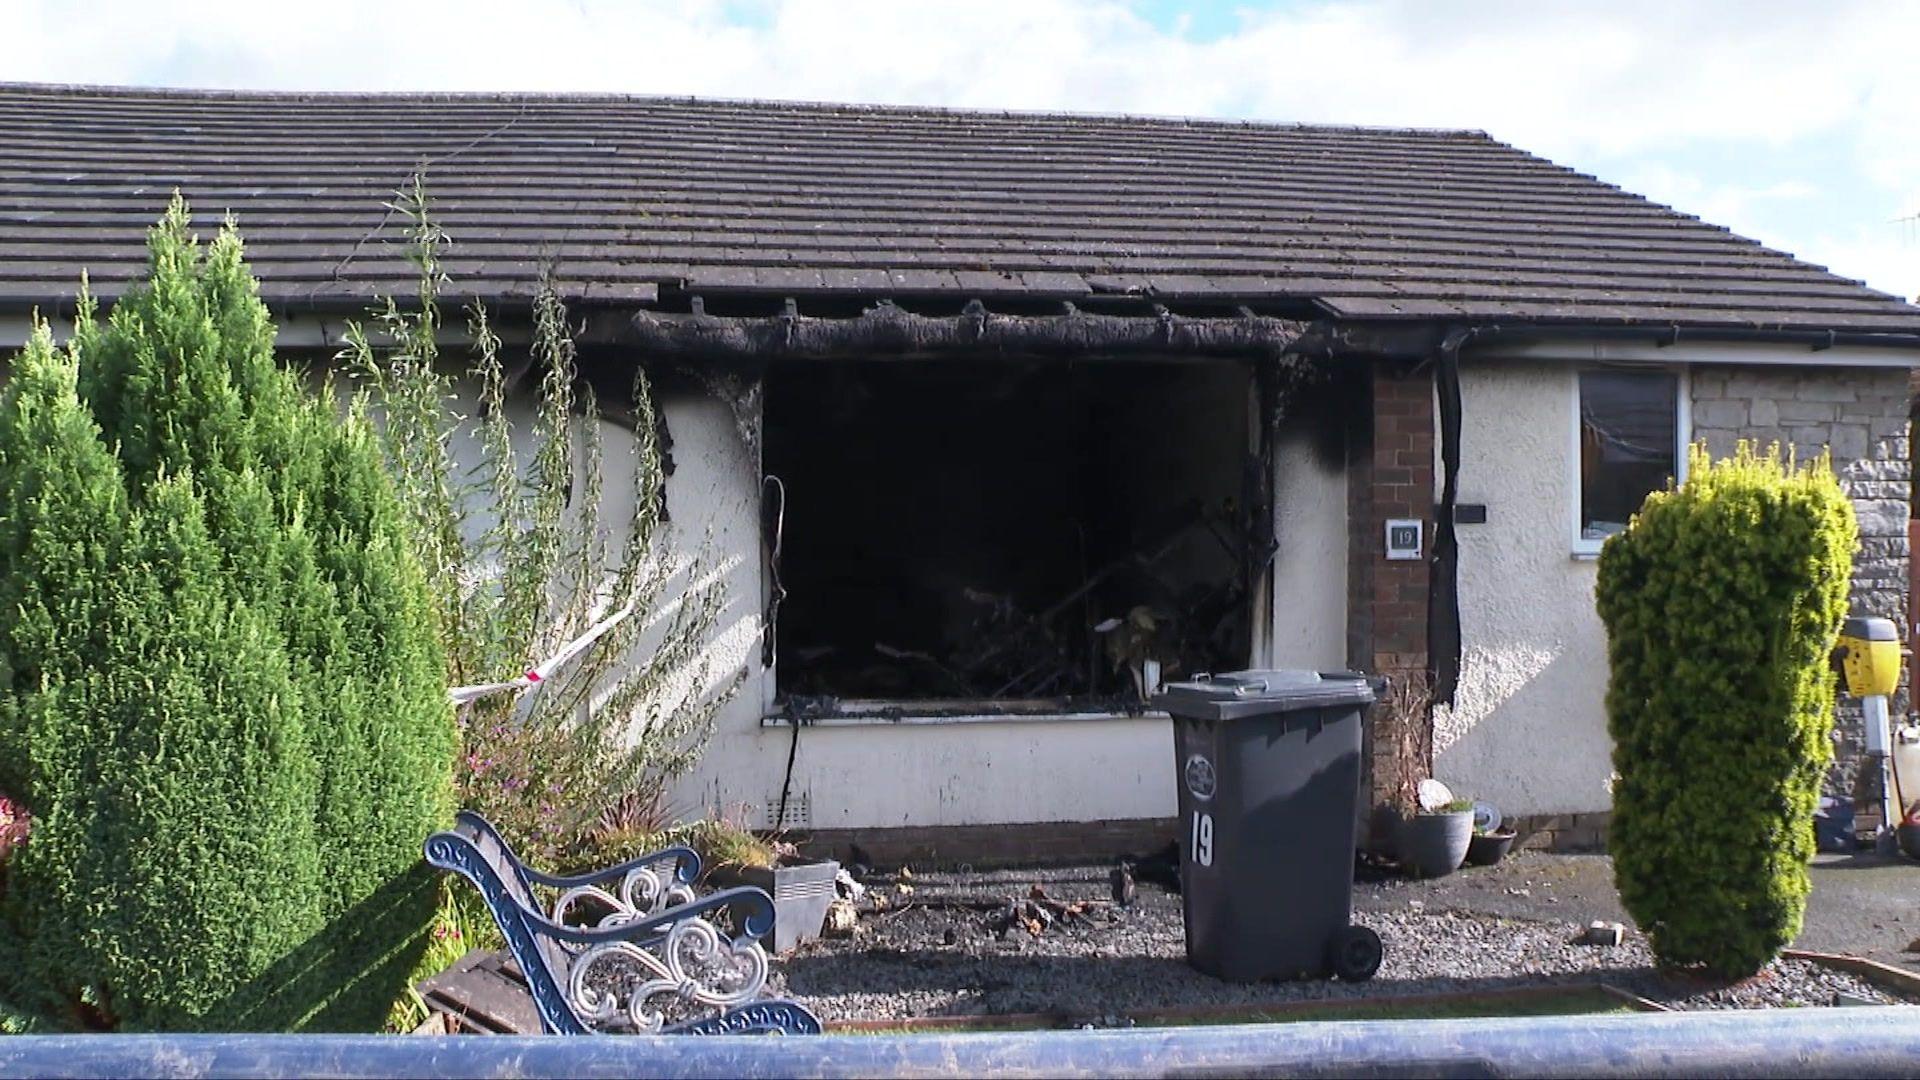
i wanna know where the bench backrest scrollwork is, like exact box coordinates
[425,813,814,1036]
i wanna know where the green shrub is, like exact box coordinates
[1596,442,1855,977]
[0,199,454,1031]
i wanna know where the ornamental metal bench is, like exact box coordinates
[423,811,822,1036]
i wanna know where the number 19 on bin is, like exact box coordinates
[1190,811,1214,867]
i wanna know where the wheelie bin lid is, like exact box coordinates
[1154,669,1377,721]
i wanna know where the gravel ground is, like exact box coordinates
[776,866,1908,1023]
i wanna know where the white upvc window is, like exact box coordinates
[1570,366,1690,557]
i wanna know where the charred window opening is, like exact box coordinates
[763,357,1257,708]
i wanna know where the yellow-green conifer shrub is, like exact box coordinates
[0,200,454,1030]
[1596,442,1855,978]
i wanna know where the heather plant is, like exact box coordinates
[343,178,739,871]
[1596,442,1855,978]
[0,792,31,899]
[0,199,454,1031]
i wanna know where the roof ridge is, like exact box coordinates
[0,81,1497,141]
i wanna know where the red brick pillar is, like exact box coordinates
[1347,361,1435,838]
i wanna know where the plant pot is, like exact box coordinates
[1898,823,1920,861]
[1398,811,1474,878]
[707,857,841,954]
[1465,829,1517,867]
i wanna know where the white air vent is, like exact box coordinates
[763,790,812,830]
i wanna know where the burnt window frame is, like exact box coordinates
[1570,365,1690,557]
[756,354,1272,719]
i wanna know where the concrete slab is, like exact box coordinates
[1355,851,1920,971]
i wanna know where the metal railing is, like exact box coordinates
[5,1007,1920,1078]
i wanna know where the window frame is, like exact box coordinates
[1568,365,1690,558]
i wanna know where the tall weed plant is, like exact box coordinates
[343,178,739,870]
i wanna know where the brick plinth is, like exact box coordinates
[1348,362,1437,840]
[1506,812,1611,853]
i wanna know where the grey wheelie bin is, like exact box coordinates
[1154,669,1382,983]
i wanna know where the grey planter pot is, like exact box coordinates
[1398,811,1474,878]
[1465,829,1517,867]
[708,857,840,955]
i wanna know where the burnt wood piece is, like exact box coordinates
[1,85,1916,337]
[424,811,823,1036]
[416,950,544,1034]
[627,300,1307,360]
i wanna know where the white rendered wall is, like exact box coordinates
[1270,433,1350,671]
[1432,359,1615,816]
[689,716,1179,830]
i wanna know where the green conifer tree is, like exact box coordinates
[1597,443,1856,977]
[0,199,454,1031]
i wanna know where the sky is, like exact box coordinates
[5,0,1918,302]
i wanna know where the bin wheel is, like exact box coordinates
[1329,925,1382,982]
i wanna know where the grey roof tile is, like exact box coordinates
[0,84,1913,335]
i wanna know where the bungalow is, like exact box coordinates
[1,84,1914,862]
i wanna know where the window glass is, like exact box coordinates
[1578,370,1678,542]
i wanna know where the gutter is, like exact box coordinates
[1465,321,1920,353]
[626,299,1308,361]
[1309,314,1920,362]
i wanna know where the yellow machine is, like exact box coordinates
[1839,617,1901,699]
[1837,617,1906,847]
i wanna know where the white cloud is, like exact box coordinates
[1801,224,1920,304]
[4,0,1910,151]
[3,0,1918,296]
[1612,163,1822,243]
[1608,161,1919,299]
